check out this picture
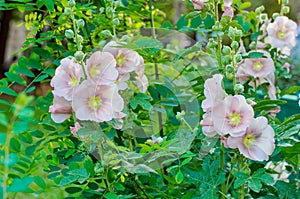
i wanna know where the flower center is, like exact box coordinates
[88,96,102,111]
[243,134,255,148]
[277,30,286,40]
[68,76,79,87]
[228,112,241,126]
[253,61,263,72]
[116,55,126,67]
[90,65,99,78]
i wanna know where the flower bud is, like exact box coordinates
[231,41,239,50]
[65,29,74,38]
[64,7,72,15]
[282,0,289,4]
[255,5,265,14]
[272,13,279,19]
[207,38,217,48]
[234,84,244,94]
[282,6,290,14]
[68,0,76,7]
[113,18,120,25]
[101,30,112,38]
[235,54,242,63]
[106,7,113,17]
[226,65,234,73]
[222,46,231,55]
[249,42,256,50]
[76,35,83,44]
[121,35,130,42]
[226,72,234,80]
[76,19,85,28]
[99,7,105,13]
[260,13,268,20]
[75,51,84,61]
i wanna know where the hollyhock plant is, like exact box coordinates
[72,80,124,122]
[49,94,72,123]
[85,51,119,85]
[227,116,275,161]
[103,41,141,74]
[211,95,254,137]
[191,0,208,10]
[201,74,226,112]
[266,16,298,52]
[50,58,83,101]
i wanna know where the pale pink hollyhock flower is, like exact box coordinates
[242,56,275,78]
[201,74,226,112]
[220,136,229,148]
[268,107,281,117]
[191,0,208,9]
[212,95,254,137]
[266,161,290,182]
[49,94,72,123]
[227,116,275,161]
[222,6,233,19]
[136,74,149,93]
[70,122,82,137]
[85,51,118,85]
[72,80,124,122]
[116,73,130,91]
[146,136,163,144]
[200,112,217,137]
[103,41,141,74]
[223,0,232,6]
[50,58,83,101]
[266,16,298,50]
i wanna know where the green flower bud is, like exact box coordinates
[231,41,239,50]
[74,51,84,61]
[235,54,242,63]
[272,13,279,19]
[260,13,268,20]
[99,7,105,13]
[113,18,120,25]
[76,35,83,44]
[76,19,85,28]
[222,46,231,55]
[234,84,244,94]
[207,38,217,48]
[228,27,236,38]
[64,7,72,15]
[121,35,130,42]
[249,42,256,50]
[226,72,234,80]
[265,43,272,49]
[106,7,113,17]
[226,65,234,73]
[65,29,74,38]
[282,0,289,4]
[68,0,76,7]
[282,6,290,14]
[255,5,265,14]
[101,30,112,38]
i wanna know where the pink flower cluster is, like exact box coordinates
[49,41,148,127]
[200,74,275,161]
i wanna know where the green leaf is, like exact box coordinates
[13,121,30,134]
[248,52,264,58]
[104,192,118,199]
[18,56,43,70]
[7,176,34,193]
[33,74,48,82]
[0,133,6,145]
[278,114,300,128]
[67,168,89,178]
[65,187,82,194]
[175,170,184,183]
[181,157,192,166]
[58,175,78,186]
[239,2,252,10]
[185,11,201,20]
[0,87,17,96]
[34,176,46,189]
[0,113,8,126]
[248,178,262,193]
[43,0,54,12]
[32,47,53,59]
[233,172,249,189]
[280,86,300,96]
[5,72,26,85]
[253,99,286,111]
[14,65,35,78]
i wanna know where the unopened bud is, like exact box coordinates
[282,0,289,4]
[272,13,280,19]
[113,18,120,25]
[65,29,74,38]
[76,35,83,44]
[234,84,244,94]
[260,13,268,20]
[226,72,234,80]
[77,19,85,28]
[249,42,256,50]
[282,6,290,14]
[207,38,217,48]
[64,7,72,15]
[101,30,112,38]
[231,41,239,50]
[235,54,242,63]
[68,0,76,7]
[106,7,113,16]
[74,51,84,61]
[222,46,231,55]
[226,65,234,73]
[255,5,265,14]
[99,7,105,13]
